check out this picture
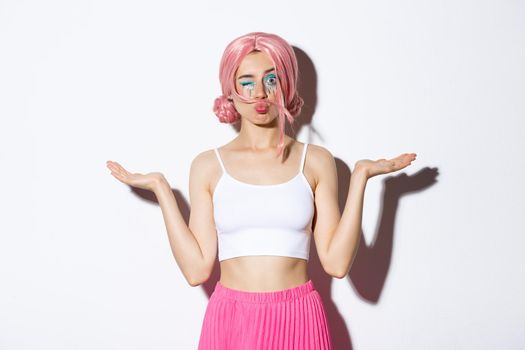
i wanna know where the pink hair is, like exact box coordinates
[212,32,304,156]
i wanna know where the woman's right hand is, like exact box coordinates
[106,160,165,191]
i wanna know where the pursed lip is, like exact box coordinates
[254,101,269,112]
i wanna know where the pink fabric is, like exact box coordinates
[197,279,333,349]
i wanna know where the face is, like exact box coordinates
[231,51,280,124]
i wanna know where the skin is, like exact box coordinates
[106,51,417,292]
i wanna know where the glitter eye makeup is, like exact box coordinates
[263,73,277,94]
[240,81,256,96]
[239,72,278,97]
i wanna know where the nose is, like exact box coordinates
[253,80,267,99]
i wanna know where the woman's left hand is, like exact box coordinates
[355,153,417,179]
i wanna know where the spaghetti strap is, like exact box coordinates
[214,148,227,174]
[299,143,308,173]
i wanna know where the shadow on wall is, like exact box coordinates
[130,46,439,350]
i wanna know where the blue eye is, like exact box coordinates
[264,74,277,86]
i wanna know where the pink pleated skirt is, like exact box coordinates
[197,279,333,350]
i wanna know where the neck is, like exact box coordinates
[237,119,284,151]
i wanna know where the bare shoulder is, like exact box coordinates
[306,143,335,161]
[189,149,220,190]
[305,143,337,185]
[191,148,217,170]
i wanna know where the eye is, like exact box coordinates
[264,74,277,87]
[240,81,255,90]
[264,74,277,94]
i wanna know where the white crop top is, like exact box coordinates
[213,142,315,262]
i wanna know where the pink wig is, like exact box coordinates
[212,32,304,156]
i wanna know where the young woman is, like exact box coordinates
[106,32,416,350]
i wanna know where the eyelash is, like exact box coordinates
[240,74,278,91]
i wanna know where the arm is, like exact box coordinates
[312,146,416,278]
[310,146,366,279]
[323,168,368,279]
[153,151,218,287]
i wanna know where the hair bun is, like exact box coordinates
[213,95,240,123]
[287,94,304,118]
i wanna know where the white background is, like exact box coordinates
[1,0,524,349]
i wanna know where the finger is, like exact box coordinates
[107,162,120,172]
[107,161,120,172]
[405,153,416,161]
[115,171,133,185]
[111,171,126,184]
[395,154,414,165]
[112,161,125,172]
[113,163,130,177]
[108,163,125,177]
[108,160,121,167]
[107,163,120,175]
[109,161,124,171]
[405,153,416,162]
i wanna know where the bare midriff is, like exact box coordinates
[219,256,309,292]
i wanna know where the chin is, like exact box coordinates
[252,115,278,126]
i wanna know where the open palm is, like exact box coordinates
[355,153,417,179]
[106,160,164,191]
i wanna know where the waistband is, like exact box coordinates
[213,279,315,303]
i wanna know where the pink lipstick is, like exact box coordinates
[255,101,269,114]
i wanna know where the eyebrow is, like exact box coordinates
[237,67,276,80]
